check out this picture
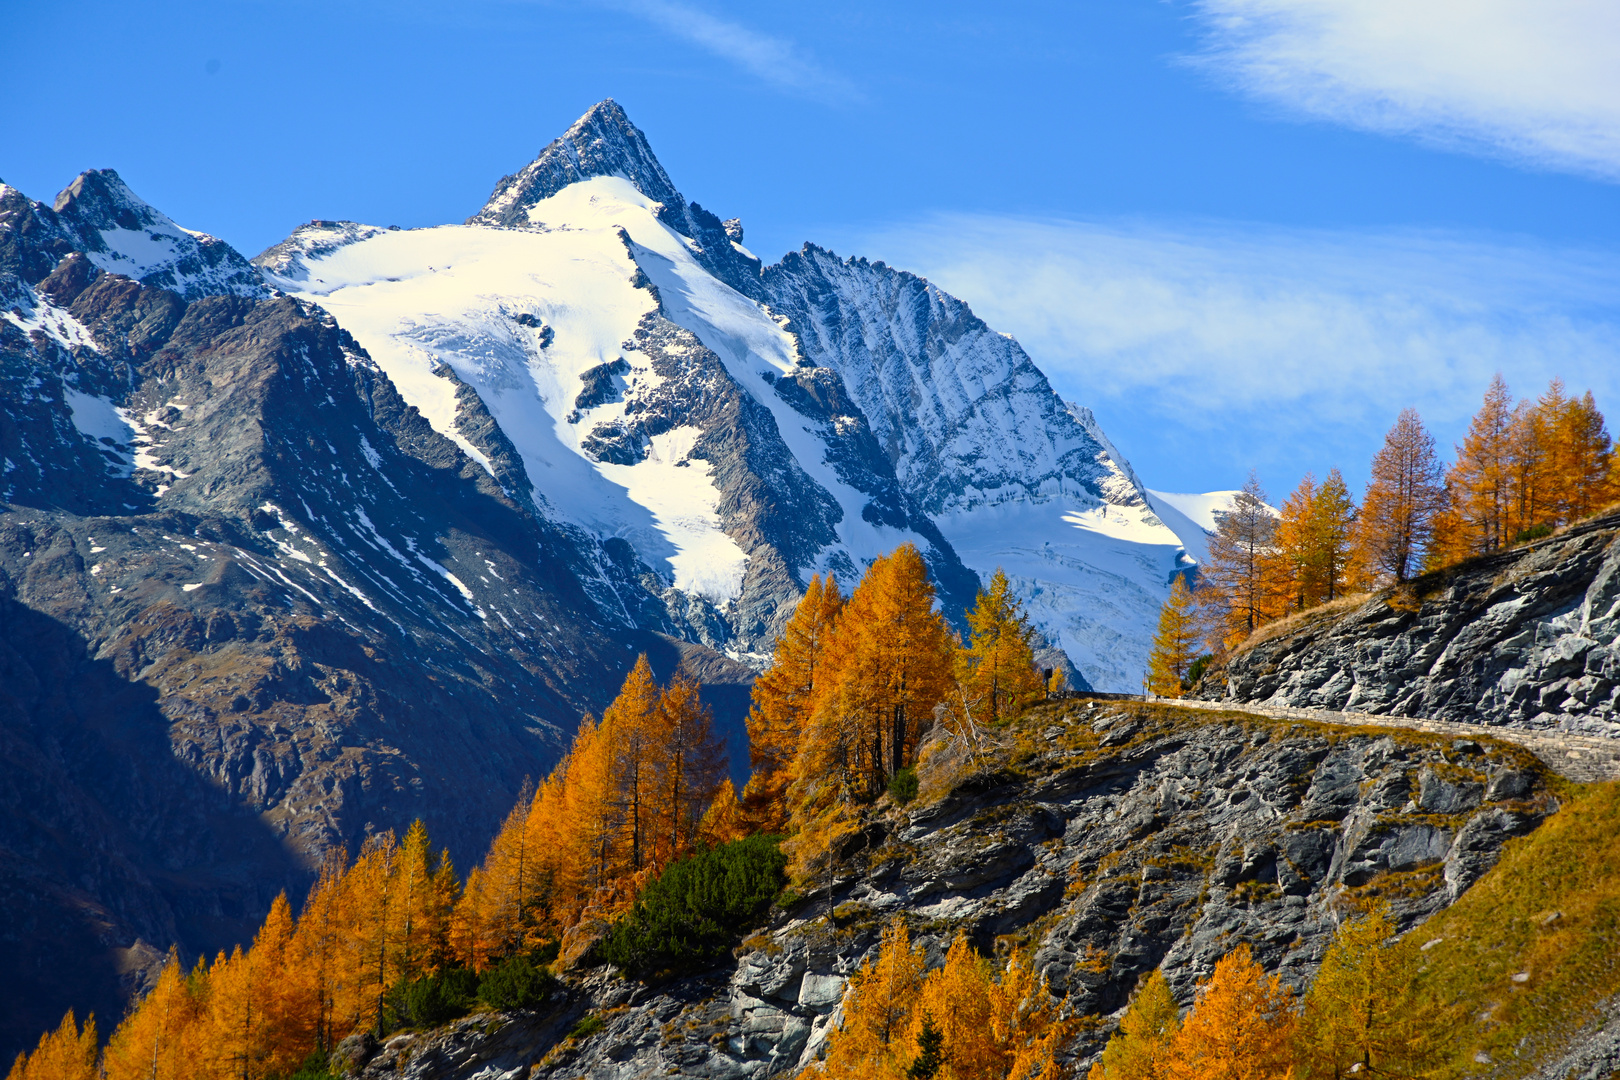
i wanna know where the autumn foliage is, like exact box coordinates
[804,922,1072,1080]
[1146,575,1199,696]
[1431,375,1618,563]
[778,546,960,874]
[741,546,1050,879]
[1187,374,1618,665]
[1084,909,1460,1080]
[743,573,845,832]
[804,914,1444,1080]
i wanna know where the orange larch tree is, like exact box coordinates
[1202,473,1280,645]
[561,713,624,900]
[605,655,667,872]
[1161,944,1295,1080]
[698,777,750,845]
[814,921,927,1079]
[956,568,1043,727]
[804,925,1072,1080]
[654,671,727,865]
[1434,373,1517,562]
[829,544,955,792]
[393,819,457,980]
[471,785,541,961]
[6,1010,98,1080]
[198,946,256,1080]
[1545,386,1616,522]
[338,831,403,1038]
[743,573,844,831]
[1355,407,1446,584]
[1147,575,1200,696]
[785,547,955,878]
[286,852,345,1054]
[1088,968,1180,1080]
[1273,471,1319,613]
[1311,468,1360,601]
[252,893,311,1078]
[102,953,197,1080]
[1510,382,1557,533]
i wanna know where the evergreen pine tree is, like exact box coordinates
[906,1014,944,1080]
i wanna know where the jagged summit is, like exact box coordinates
[470,100,686,229]
[48,168,265,300]
[468,99,764,294]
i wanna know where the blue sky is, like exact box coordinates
[4,0,1618,500]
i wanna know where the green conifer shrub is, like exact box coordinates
[598,835,787,979]
[478,954,555,1010]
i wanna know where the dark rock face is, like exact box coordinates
[348,702,1556,1080]
[1196,513,1620,737]
[0,206,753,1061]
[0,591,296,1060]
[0,183,83,285]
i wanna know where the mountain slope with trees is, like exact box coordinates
[17,551,1616,1080]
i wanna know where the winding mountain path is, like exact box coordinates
[1154,698,1620,783]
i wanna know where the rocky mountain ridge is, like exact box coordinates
[1,98,1220,1062]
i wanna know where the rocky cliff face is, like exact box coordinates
[340,700,1557,1080]
[1196,511,1620,738]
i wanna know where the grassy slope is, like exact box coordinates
[1398,781,1620,1076]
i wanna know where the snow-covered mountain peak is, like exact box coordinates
[251,109,1203,690]
[50,169,265,301]
[468,101,764,296]
[470,99,686,231]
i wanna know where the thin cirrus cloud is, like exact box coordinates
[1184,0,1620,182]
[854,214,1620,489]
[609,0,859,103]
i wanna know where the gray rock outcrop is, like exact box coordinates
[1197,512,1620,738]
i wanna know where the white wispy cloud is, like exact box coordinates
[853,214,1620,491]
[1185,0,1620,181]
[611,0,859,103]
